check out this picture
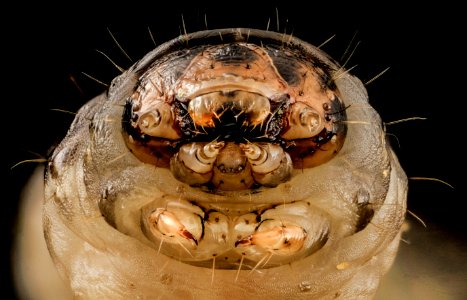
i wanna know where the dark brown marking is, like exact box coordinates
[211,44,257,64]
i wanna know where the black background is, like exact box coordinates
[2,1,465,298]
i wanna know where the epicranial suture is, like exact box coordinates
[36,28,407,299]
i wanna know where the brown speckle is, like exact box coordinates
[160,273,173,285]
[47,162,58,180]
[282,183,292,192]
